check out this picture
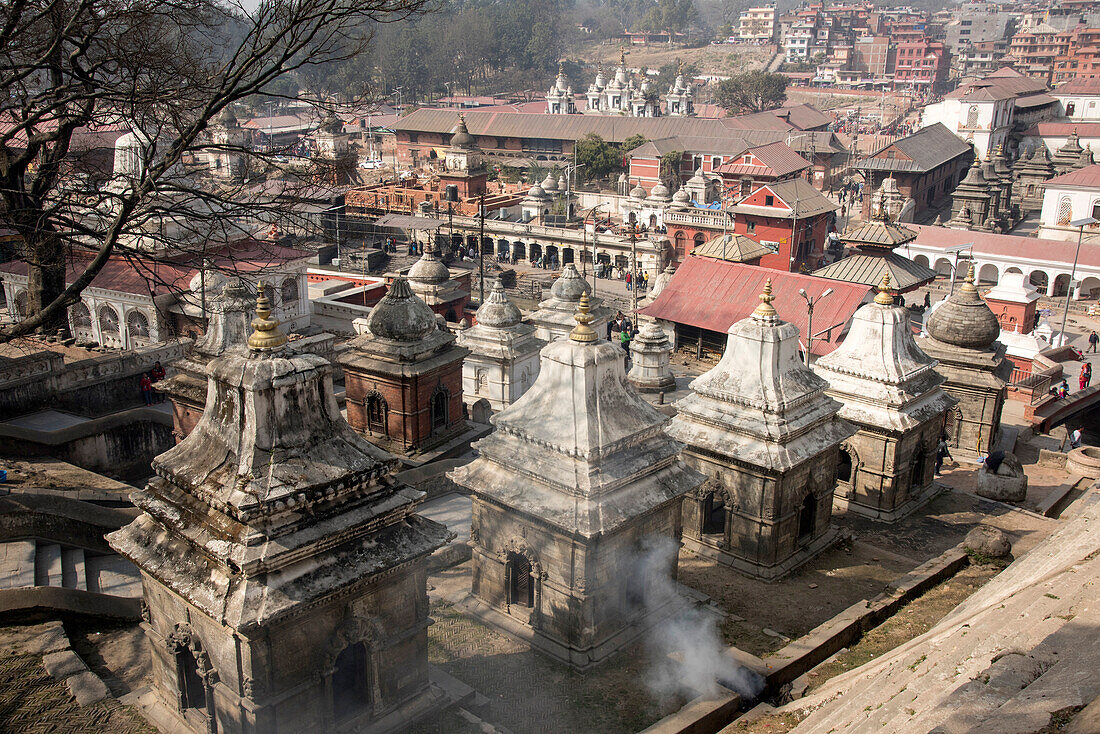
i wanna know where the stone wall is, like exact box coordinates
[0,340,189,417]
[0,406,175,480]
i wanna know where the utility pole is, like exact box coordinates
[478,191,486,304]
[628,211,639,322]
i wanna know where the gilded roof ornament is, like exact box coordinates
[247,281,288,351]
[570,293,598,343]
[875,272,894,305]
[752,279,778,320]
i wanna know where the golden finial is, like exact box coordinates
[620,47,626,67]
[960,263,977,294]
[558,60,564,75]
[677,58,684,74]
[247,281,288,351]
[570,293,598,343]
[752,278,778,320]
[875,272,894,305]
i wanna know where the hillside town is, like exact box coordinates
[2,0,1100,733]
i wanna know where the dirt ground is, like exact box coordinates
[65,617,152,698]
[575,40,775,77]
[679,540,911,657]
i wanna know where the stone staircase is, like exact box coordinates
[0,538,141,598]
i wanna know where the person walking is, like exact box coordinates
[1085,361,1093,387]
[1089,331,1099,353]
[625,271,632,291]
[935,436,952,476]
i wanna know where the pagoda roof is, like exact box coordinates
[812,251,936,292]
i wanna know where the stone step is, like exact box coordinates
[0,540,36,589]
[61,547,87,590]
[34,542,63,587]
[85,554,142,597]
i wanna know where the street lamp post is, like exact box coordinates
[943,242,973,296]
[799,287,834,366]
[1059,216,1100,346]
[627,211,640,322]
[582,204,605,292]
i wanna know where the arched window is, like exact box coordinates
[1057,196,1073,226]
[837,449,853,483]
[98,305,119,336]
[692,232,705,254]
[966,105,980,128]
[475,369,487,395]
[507,552,534,608]
[701,492,726,535]
[71,302,92,329]
[674,231,686,258]
[431,388,448,430]
[280,277,299,304]
[127,310,150,339]
[366,393,387,435]
[332,643,370,721]
[798,494,816,542]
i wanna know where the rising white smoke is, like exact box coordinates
[634,536,765,703]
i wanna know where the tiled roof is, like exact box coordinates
[638,257,869,355]
[714,141,811,178]
[857,123,973,174]
[691,234,772,262]
[1054,78,1100,96]
[1042,164,1100,189]
[812,251,936,291]
[732,179,839,219]
[1014,93,1059,109]
[840,216,919,248]
[0,241,310,297]
[1027,122,1100,137]
[905,224,1100,269]
[395,109,847,154]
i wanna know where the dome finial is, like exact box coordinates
[558,60,564,75]
[875,272,894,305]
[752,279,777,320]
[961,263,977,293]
[570,293,598,343]
[248,281,288,351]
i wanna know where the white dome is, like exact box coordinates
[630,184,647,200]
[541,172,558,192]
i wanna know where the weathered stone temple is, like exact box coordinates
[341,277,468,454]
[920,266,1011,455]
[449,295,703,669]
[814,275,955,522]
[668,282,855,579]
[108,290,450,734]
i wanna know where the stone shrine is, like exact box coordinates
[341,277,469,455]
[668,281,855,579]
[449,295,704,669]
[814,275,956,522]
[527,264,610,343]
[919,266,1012,455]
[404,243,469,323]
[456,278,541,412]
[108,289,450,734]
[627,321,676,393]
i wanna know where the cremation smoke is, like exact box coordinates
[634,537,765,703]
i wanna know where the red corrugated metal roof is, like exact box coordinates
[638,257,871,355]
[1044,163,1100,188]
[906,224,1100,269]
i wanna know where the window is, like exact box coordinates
[702,493,726,535]
[507,552,534,608]
[837,450,853,483]
[431,388,448,430]
[966,104,980,128]
[1057,196,1073,226]
[71,302,91,329]
[1065,102,1075,116]
[367,393,387,434]
[178,647,206,711]
[281,277,299,304]
[764,195,774,206]
[127,310,150,339]
[798,494,816,542]
[1092,201,1100,221]
[332,643,370,721]
[98,305,119,336]
[746,220,756,234]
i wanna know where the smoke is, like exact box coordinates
[633,536,765,704]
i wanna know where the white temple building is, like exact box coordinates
[456,279,542,412]
[527,264,611,343]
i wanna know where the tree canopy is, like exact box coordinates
[713,71,790,114]
[574,133,646,183]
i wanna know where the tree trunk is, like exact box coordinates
[24,231,71,337]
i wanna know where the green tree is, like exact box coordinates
[714,71,789,114]
[660,150,685,182]
[575,134,622,181]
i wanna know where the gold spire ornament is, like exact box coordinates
[875,272,894,305]
[247,281,288,351]
[753,279,778,320]
[570,293,598,343]
[960,264,978,294]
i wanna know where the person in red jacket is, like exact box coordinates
[139,373,154,405]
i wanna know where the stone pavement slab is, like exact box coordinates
[67,670,110,706]
[43,649,87,680]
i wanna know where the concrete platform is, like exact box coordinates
[3,409,90,431]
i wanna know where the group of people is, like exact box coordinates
[624,270,650,294]
[608,312,634,365]
[138,361,166,406]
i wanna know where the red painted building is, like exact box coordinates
[892,39,950,91]
[664,179,838,272]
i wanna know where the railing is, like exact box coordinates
[1016,369,1056,407]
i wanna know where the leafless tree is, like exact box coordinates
[0,0,434,341]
